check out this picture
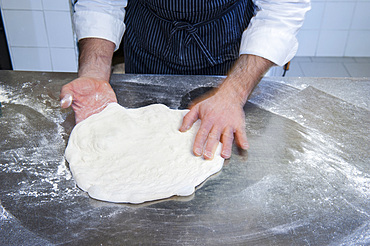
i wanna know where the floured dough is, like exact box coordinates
[65,103,224,204]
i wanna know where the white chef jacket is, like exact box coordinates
[73,0,310,67]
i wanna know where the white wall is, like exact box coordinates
[297,0,370,56]
[0,0,78,72]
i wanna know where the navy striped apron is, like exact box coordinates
[123,0,255,75]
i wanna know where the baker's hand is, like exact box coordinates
[60,77,117,124]
[179,89,248,160]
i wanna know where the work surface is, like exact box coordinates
[0,71,369,245]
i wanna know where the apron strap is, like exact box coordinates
[165,21,217,66]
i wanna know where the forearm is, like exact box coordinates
[78,38,116,81]
[219,54,273,106]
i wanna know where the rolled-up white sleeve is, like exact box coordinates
[240,0,311,66]
[73,0,127,51]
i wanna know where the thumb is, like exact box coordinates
[60,85,73,108]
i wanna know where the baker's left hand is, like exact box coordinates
[179,88,248,160]
[179,55,273,160]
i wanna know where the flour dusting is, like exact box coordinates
[0,79,80,211]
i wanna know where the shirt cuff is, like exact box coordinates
[73,11,125,51]
[239,25,298,67]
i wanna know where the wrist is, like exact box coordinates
[78,66,111,82]
[77,38,115,82]
[220,55,273,105]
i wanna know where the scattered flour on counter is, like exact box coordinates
[290,128,370,200]
[0,85,11,103]
[0,203,12,221]
[0,82,80,204]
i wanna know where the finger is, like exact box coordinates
[235,127,249,150]
[203,128,221,160]
[60,84,73,108]
[193,121,212,157]
[220,127,234,159]
[179,107,199,132]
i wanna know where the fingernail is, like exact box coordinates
[194,148,202,156]
[242,142,249,150]
[180,125,190,132]
[60,94,72,107]
[222,150,231,158]
[204,151,213,159]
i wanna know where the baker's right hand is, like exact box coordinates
[60,77,117,124]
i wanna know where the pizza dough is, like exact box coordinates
[65,103,224,204]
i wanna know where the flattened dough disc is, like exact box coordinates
[65,103,224,204]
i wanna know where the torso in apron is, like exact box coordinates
[124,0,255,75]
